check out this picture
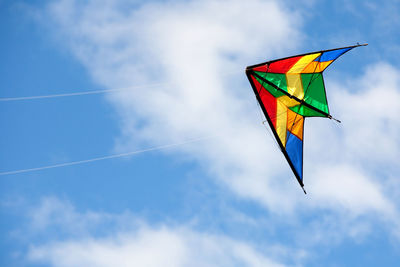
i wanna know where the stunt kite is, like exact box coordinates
[246,44,367,193]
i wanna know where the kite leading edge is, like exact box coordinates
[246,43,367,194]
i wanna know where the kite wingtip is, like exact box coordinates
[302,186,307,194]
[357,42,368,46]
[328,115,341,123]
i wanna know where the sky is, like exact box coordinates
[1,0,400,266]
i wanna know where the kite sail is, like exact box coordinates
[246,44,367,193]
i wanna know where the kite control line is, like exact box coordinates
[0,83,167,102]
[0,135,215,176]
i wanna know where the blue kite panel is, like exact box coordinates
[317,47,352,62]
[286,131,303,180]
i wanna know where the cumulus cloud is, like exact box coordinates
[303,63,400,218]
[26,197,292,267]
[334,63,400,164]
[40,0,400,232]
[29,229,287,267]
[42,0,304,212]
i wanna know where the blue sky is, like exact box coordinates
[1,0,400,266]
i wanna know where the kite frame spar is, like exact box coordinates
[245,43,367,193]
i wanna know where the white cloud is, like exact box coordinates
[28,230,287,267]
[42,0,304,213]
[27,197,127,236]
[299,62,400,231]
[26,197,291,267]
[309,164,395,216]
[334,63,400,164]
[40,0,400,236]
[303,63,400,214]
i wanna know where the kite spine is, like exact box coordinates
[250,71,331,119]
[246,43,368,70]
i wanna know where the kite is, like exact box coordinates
[245,44,367,193]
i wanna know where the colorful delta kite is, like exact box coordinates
[246,44,367,193]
